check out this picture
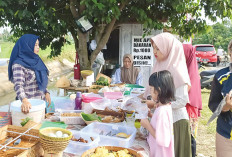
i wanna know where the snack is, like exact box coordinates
[71,136,88,143]
[61,113,81,117]
[88,147,134,157]
[116,133,130,138]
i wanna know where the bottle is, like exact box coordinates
[74,92,82,110]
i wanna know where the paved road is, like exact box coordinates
[0,58,9,66]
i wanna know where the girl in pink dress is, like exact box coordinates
[141,70,175,157]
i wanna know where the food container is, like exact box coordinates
[10,99,46,126]
[80,122,137,148]
[82,146,142,157]
[104,92,123,99]
[39,127,72,154]
[0,125,42,157]
[64,130,100,155]
[53,97,75,110]
[57,110,85,125]
[88,85,104,94]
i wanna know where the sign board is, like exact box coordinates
[75,17,93,33]
[132,36,153,66]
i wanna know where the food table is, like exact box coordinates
[62,124,150,157]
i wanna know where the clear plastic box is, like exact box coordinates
[64,130,100,155]
[80,122,137,148]
[56,110,85,125]
[53,96,75,110]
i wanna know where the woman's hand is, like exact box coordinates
[45,92,51,107]
[223,91,232,112]
[21,98,31,114]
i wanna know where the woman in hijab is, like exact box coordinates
[8,34,51,114]
[143,32,192,157]
[111,54,142,85]
[183,44,202,137]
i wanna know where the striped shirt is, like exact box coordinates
[12,64,47,101]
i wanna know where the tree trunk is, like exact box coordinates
[77,30,91,69]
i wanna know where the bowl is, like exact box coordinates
[81,70,93,79]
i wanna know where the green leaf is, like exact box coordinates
[14,10,19,17]
[92,0,98,4]
[44,21,49,26]
[81,112,101,121]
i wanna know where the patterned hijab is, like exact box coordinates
[8,34,49,92]
[121,54,139,84]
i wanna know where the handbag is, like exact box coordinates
[74,52,81,80]
[0,104,12,127]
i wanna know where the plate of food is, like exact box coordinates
[81,146,142,157]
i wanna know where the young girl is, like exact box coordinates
[141,70,175,157]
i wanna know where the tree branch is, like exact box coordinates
[70,0,78,18]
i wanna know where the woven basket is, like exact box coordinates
[39,127,72,153]
[110,83,125,88]
[96,73,112,84]
[81,146,142,157]
[81,70,93,79]
[88,85,104,94]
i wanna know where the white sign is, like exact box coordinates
[132,36,153,66]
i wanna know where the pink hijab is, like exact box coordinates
[183,44,202,109]
[144,32,191,98]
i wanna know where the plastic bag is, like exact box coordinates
[90,98,111,110]
[207,90,232,125]
[123,97,148,119]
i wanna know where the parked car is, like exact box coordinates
[193,44,217,67]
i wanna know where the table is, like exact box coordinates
[63,124,150,157]
[60,87,89,96]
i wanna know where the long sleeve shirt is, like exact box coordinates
[111,68,143,85]
[208,67,232,139]
[171,84,189,123]
[12,63,47,101]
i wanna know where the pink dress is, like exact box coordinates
[147,105,174,157]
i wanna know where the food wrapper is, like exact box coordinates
[123,97,148,119]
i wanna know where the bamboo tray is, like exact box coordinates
[81,146,142,157]
[0,125,42,157]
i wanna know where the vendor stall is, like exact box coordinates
[0,83,149,157]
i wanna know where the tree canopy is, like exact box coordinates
[0,0,232,68]
[193,20,232,52]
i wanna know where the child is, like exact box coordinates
[140,70,175,157]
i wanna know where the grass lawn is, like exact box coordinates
[0,41,76,63]
[197,88,217,157]
[0,42,14,58]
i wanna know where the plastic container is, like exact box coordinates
[82,93,103,114]
[57,110,85,125]
[64,130,100,155]
[10,99,46,126]
[104,92,123,99]
[80,122,137,148]
[75,92,82,110]
[53,97,75,111]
